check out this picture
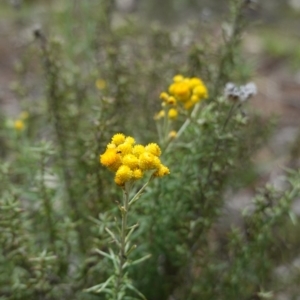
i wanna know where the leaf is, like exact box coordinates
[125,283,147,300]
[95,248,112,260]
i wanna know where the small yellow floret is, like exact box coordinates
[125,136,135,145]
[191,94,199,103]
[160,92,169,102]
[145,143,161,157]
[112,133,126,146]
[132,168,143,180]
[115,165,133,185]
[117,143,133,156]
[189,78,203,89]
[173,82,191,101]
[168,83,176,95]
[107,143,116,149]
[122,154,139,169]
[168,108,178,120]
[167,96,176,105]
[14,120,25,131]
[173,74,184,82]
[193,85,208,98]
[100,148,122,171]
[139,152,161,170]
[168,130,177,139]
[154,165,170,177]
[132,145,145,157]
[154,110,165,120]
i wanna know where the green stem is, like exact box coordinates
[116,184,130,297]
[129,177,153,207]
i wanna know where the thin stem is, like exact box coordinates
[129,177,153,206]
[164,102,202,153]
[115,184,130,297]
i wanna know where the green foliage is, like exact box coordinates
[1,0,299,299]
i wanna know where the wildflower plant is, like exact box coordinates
[1,0,300,299]
[86,134,169,298]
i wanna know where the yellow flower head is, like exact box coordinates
[160,92,169,102]
[168,130,177,139]
[100,148,122,171]
[117,143,133,157]
[173,74,184,82]
[125,136,135,145]
[139,152,161,170]
[122,154,139,169]
[154,110,165,120]
[191,94,199,104]
[167,96,176,106]
[145,143,161,157]
[132,168,143,180]
[112,133,126,146]
[188,77,203,89]
[14,120,25,131]
[154,164,170,177]
[107,143,116,149]
[168,108,178,120]
[115,165,133,185]
[173,81,191,101]
[132,144,145,157]
[193,84,208,99]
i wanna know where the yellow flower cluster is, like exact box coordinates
[156,75,208,120]
[100,133,170,186]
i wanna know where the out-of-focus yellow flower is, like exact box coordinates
[173,74,184,82]
[173,81,191,101]
[95,79,107,90]
[156,75,208,120]
[191,94,199,103]
[193,84,208,99]
[160,92,169,102]
[14,120,25,131]
[184,101,194,110]
[189,77,203,89]
[154,110,165,120]
[168,108,178,120]
[167,96,176,105]
[168,130,177,139]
